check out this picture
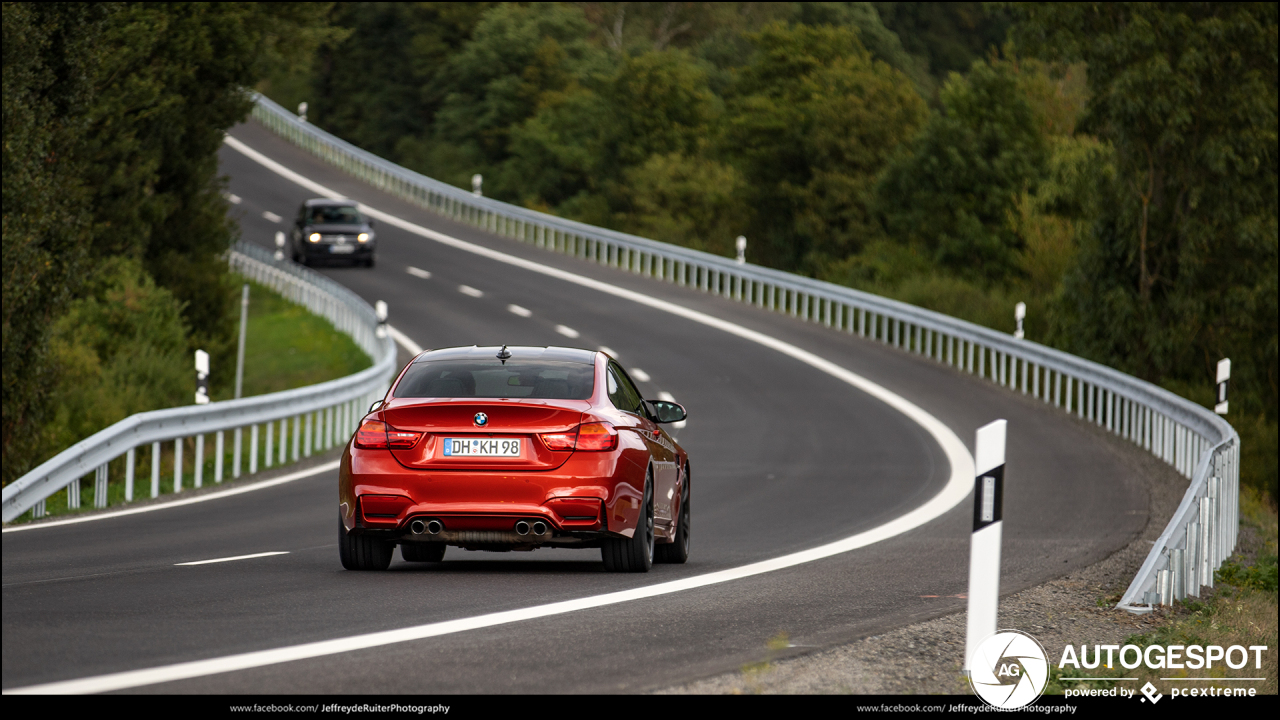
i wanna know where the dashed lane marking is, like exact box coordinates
[175,552,290,567]
[406,266,432,279]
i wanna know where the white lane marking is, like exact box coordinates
[262,211,283,223]
[458,285,483,298]
[507,304,532,317]
[629,368,651,383]
[34,134,978,698]
[2,462,338,534]
[598,346,617,358]
[175,552,289,567]
[387,324,422,355]
[555,325,580,339]
[657,392,686,429]
[225,193,242,204]
[406,266,432,279]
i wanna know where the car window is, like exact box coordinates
[607,362,643,414]
[394,360,594,399]
[306,205,363,226]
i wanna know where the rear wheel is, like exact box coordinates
[338,517,393,570]
[655,468,690,564]
[400,542,445,562]
[602,471,654,573]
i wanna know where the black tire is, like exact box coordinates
[338,517,393,570]
[365,254,376,268]
[401,542,445,562]
[602,470,654,573]
[655,467,690,564]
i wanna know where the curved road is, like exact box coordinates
[2,120,1149,694]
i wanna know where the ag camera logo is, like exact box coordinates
[969,630,1049,709]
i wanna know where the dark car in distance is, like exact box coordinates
[291,198,377,267]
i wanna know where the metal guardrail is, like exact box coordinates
[2,241,397,523]
[252,93,1239,612]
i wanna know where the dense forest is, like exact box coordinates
[4,3,1275,503]
[2,3,342,485]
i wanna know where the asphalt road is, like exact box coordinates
[1,119,1150,694]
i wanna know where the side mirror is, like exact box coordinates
[645,400,686,424]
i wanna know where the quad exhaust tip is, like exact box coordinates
[409,519,443,535]
[515,520,531,536]
[531,520,548,535]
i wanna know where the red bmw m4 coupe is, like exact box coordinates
[338,345,690,572]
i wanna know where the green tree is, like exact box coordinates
[722,22,927,271]
[876,58,1048,285]
[1016,3,1277,498]
[427,3,609,193]
[507,48,721,222]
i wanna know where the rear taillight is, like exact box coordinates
[540,422,617,452]
[354,420,421,449]
[540,430,578,451]
[576,422,618,451]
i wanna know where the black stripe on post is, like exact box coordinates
[973,464,1004,532]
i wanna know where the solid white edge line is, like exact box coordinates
[0,135,976,696]
[1,462,339,535]
[387,324,423,356]
[175,551,290,567]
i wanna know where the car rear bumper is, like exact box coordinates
[338,445,646,541]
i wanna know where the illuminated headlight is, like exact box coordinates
[358,233,370,243]
[308,233,320,243]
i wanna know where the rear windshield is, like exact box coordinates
[393,360,594,399]
[307,205,362,225]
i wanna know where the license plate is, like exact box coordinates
[442,438,521,457]
[329,244,355,254]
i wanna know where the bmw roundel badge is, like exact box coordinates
[474,412,488,427]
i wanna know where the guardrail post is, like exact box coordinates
[233,426,243,478]
[249,424,259,475]
[151,441,161,497]
[215,431,224,483]
[195,434,204,488]
[68,477,80,509]
[304,412,313,457]
[265,421,274,469]
[125,447,136,501]
[293,414,301,461]
[174,438,183,493]
[279,418,288,464]
[94,463,108,509]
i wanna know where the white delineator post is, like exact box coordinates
[735,235,747,265]
[194,349,210,405]
[964,419,1007,674]
[1014,302,1026,340]
[1215,358,1230,415]
[274,231,286,262]
[375,300,388,339]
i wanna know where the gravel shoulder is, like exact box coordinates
[656,414,1192,695]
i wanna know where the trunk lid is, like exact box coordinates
[381,398,587,471]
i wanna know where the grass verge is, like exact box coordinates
[7,276,371,525]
